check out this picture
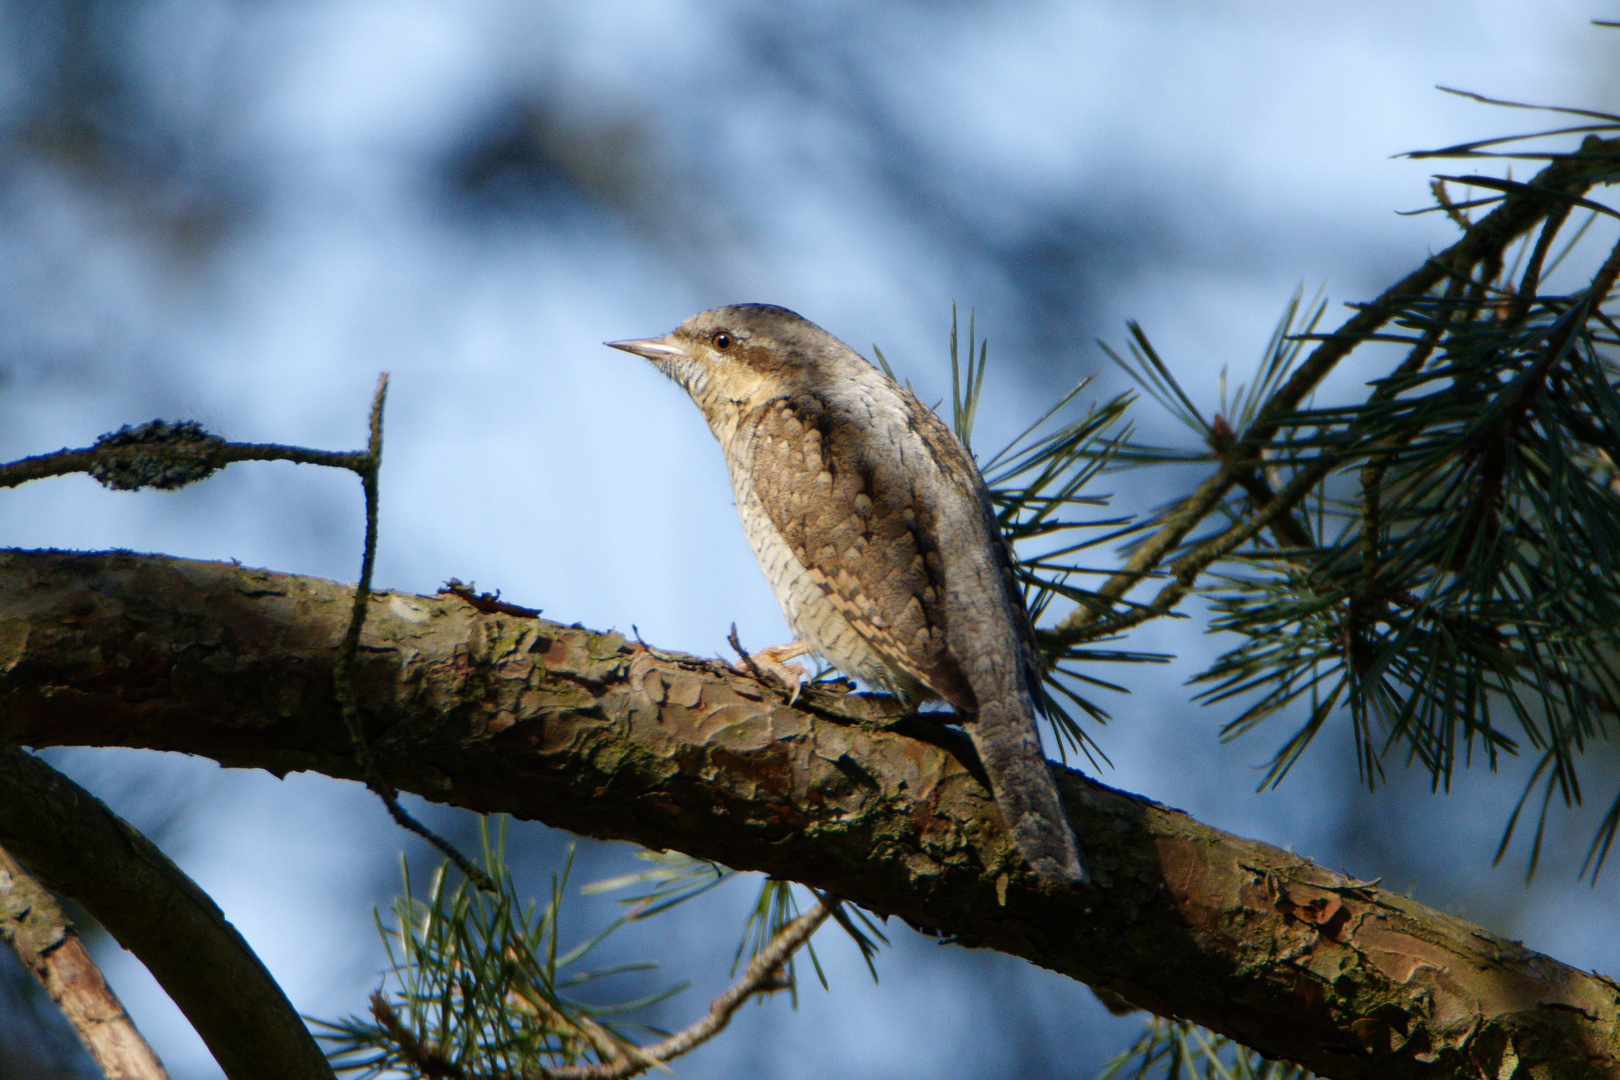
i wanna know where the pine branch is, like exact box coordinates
[1059,134,1620,638]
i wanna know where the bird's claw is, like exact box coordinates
[756,643,812,706]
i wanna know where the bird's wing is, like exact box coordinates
[894,390,1048,714]
[746,388,1086,884]
[889,398,1089,885]
[742,392,976,708]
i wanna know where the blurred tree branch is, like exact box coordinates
[0,844,171,1080]
[1,549,1615,1080]
[0,736,336,1080]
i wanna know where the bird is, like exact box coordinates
[607,304,1088,886]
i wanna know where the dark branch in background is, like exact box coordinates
[0,376,493,893]
[0,844,171,1080]
[0,748,335,1080]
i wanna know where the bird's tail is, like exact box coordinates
[969,700,1089,886]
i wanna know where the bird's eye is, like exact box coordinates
[713,332,733,350]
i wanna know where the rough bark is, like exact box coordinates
[0,548,1616,1080]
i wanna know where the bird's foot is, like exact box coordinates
[755,642,813,705]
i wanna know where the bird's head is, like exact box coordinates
[607,304,867,430]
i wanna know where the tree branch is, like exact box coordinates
[606,898,829,1079]
[0,738,336,1080]
[0,844,171,1080]
[1058,134,1620,638]
[1,549,1617,1080]
[373,898,833,1080]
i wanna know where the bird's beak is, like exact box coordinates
[605,334,687,361]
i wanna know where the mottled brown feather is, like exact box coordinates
[742,392,984,709]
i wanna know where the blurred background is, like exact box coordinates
[2,1,1619,1076]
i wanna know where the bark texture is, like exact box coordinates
[1,548,1617,1080]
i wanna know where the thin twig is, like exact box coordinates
[570,897,832,1080]
[1431,178,1474,230]
[726,623,771,685]
[1076,452,1345,642]
[441,579,543,619]
[385,897,834,1080]
[722,625,876,725]
[1224,461,1317,551]
[332,375,496,894]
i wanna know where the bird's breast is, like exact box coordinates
[720,395,945,701]
[727,451,913,693]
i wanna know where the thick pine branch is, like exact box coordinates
[1,549,1616,1080]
